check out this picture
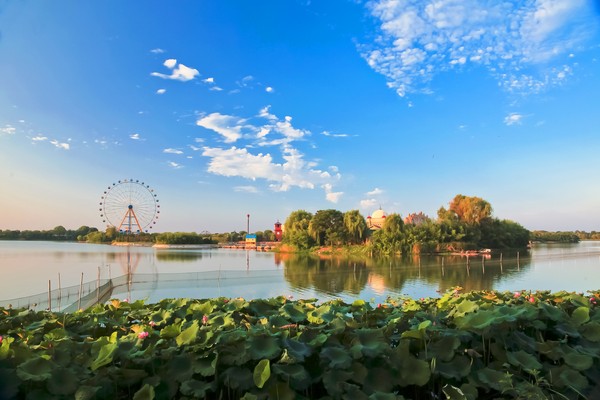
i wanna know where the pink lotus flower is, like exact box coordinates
[123,298,129,303]
[149,321,156,327]
[0,336,3,344]
[529,297,535,303]
[202,315,209,325]
[377,304,382,308]
[514,292,521,298]
[138,331,149,339]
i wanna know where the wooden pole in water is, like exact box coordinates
[97,267,100,303]
[78,273,83,310]
[58,273,62,310]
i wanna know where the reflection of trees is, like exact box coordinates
[155,251,204,262]
[281,252,532,297]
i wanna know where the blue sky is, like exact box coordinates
[1,0,599,233]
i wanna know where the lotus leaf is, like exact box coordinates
[46,367,80,395]
[217,340,250,366]
[354,328,388,358]
[282,337,312,361]
[282,303,309,323]
[240,393,258,400]
[369,392,405,400]
[249,334,281,360]
[539,302,565,322]
[16,356,54,381]
[452,300,479,317]
[222,365,254,390]
[272,363,311,390]
[150,309,172,326]
[429,336,460,362]
[253,358,271,389]
[192,354,216,376]
[176,321,199,346]
[74,385,101,400]
[167,353,194,382]
[267,382,297,400]
[321,346,353,369]
[90,341,117,371]
[389,342,431,386]
[322,368,354,398]
[114,368,148,386]
[571,306,590,326]
[436,355,471,380]
[0,335,14,359]
[506,350,542,372]
[563,351,593,371]
[551,365,589,391]
[180,379,214,397]
[580,321,600,342]
[476,368,513,392]
[132,383,155,400]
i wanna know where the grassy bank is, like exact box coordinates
[2,289,600,399]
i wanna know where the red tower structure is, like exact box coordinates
[274,220,283,242]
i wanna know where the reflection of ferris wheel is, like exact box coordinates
[99,179,160,233]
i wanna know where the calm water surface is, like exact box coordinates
[1,241,600,309]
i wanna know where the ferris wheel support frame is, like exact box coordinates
[117,205,144,233]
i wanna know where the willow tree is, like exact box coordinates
[343,209,367,244]
[283,210,315,250]
[308,209,345,246]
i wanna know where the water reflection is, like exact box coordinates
[279,251,531,299]
[2,241,600,310]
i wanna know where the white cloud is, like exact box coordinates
[163,148,184,154]
[323,183,343,203]
[156,89,166,95]
[234,186,259,193]
[203,77,214,84]
[194,137,204,143]
[361,0,595,96]
[150,48,165,54]
[366,187,384,196]
[151,59,199,82]
[196,113,246,143]
[189,145,202,151]
[209,86,224,91]
[360,198,378,209]
[50,140,70,150]
[32,136,47,141]
[168,161,183,169]
[201,146,340,193]
[321,131,349,138]
[504,112,524,126]
[265,86,274,93]
[130,133,142,140]
[0,124,16,135]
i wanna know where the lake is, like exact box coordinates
[1,240,600,311]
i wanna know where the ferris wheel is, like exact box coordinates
[99,179,160,233]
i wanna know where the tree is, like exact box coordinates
[308,209,345,246]
[343,210,368,244]
[283,210,315,249]
[448,194,493,224]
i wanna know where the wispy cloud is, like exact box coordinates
[366,188,384,196]
[234,186,259,193]
[151,59,199,82]
[168,161,183,169]
[360,198,378,209]
[203,77,214,84]
[361,0,595,97]
[32,136,48,142]
[163,148,184,154]
[504,112,524,126]
[321,131,349,138]
[156,89,166,95]
[130,133,141,140]
[50,140,70,150]
[0,124,16,135]
[196,113,246,143]
[150,48,165,54]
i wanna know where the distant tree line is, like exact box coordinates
[530,231,580,243]
[282,194,531,255]
[0,226,98,241]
